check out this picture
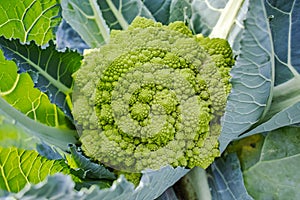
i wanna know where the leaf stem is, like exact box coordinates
[209,0,245,39]
[0,97,78,151]
[89,0,110,44]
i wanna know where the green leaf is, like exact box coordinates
[69,144,116,180]
[61,0,110,48]
[61,0,177,48]
[169,0,192,23]
[230,0,300,137]
[135,166,188,199]
[0,48,77,152]
[241,127,300,199]
[2,166,188,199]
[250,0,300,131]
[0,174,81,200]
[192,0,229,35]
[36,142,64,160]
[0,0,61,45]
[239,102,300,138]
[1,174,131,199]
[219,0,274,152]
[79,166,187,200]
[143,0,172,24]
[207,153,253,200]
[0,97,78,151]
[266,0,299,86]
[0,49,72,128]
[98,0,154,30]
[0,147,71,193]
[0,37,82,118]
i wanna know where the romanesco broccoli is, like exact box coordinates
[72,17,234,172]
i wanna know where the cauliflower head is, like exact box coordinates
[72,17,234,172]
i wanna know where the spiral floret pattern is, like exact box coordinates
[73,17,233,172]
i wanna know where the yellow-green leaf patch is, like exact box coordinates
[0,0,61,45]
[0,147,71,193]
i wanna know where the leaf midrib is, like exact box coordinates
[0,97,78,151]
[106,0,128,29]
[89,0,110,44]
[23,3,58,43]
[4,45,72,95]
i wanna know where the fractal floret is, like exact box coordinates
[72,17,234,172]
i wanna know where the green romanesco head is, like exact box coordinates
[72,17,234,172]
[197,35,235,95]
